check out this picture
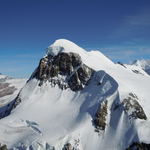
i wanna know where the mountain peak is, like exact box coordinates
[30,39,115,91]
[46,39,87,57]
[131,59,139,65]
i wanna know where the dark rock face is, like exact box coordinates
[123,93,147,120]
[94,100,108,132]
[113,93,147,121]
[132,69,144,75]
[0,144,8,150]
[126,142,150,150]
[117,61,126,68]
[32,52,94,91]
[63,143,72,150]
[12,94,21,110]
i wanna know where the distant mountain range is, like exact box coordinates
[0,74,27,107]
[130,59,150,75]
[0,39,150,150]
[117,59,150,77]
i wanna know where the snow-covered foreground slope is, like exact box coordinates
[0,39,150,150]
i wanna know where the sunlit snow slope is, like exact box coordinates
[0,39,150,150]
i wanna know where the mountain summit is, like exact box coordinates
[31,39,95,91]
[0,39,150,150]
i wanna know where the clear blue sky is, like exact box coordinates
[0,0,150,78]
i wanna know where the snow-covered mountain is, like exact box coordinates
[130,59,150,76]
[0,39,150,150]
[117,61,150,77]
[0,74,27,107]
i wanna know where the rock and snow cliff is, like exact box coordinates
[0,39,150,150]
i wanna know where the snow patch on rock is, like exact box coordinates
[46,46,64,56]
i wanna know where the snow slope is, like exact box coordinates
[0,39,150,150]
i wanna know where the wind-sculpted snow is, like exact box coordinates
[46,46,64,56]
[26,120,42,134]
[29,142,55,150]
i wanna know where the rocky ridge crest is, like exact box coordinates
[31,52,95,91]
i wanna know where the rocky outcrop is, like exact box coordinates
[12,94,21,110]
[132,69,144,75]
[94,100,108,132]
[0,144,8,150]
[117,61,126,68]
[126,142,150,150]
[113,93,147,121]
[122,93,147,120]
[32,52,94,91]
[63,143,72,150]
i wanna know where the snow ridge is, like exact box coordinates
[46,39,87,56]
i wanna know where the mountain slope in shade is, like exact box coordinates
[0,39,150,150]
